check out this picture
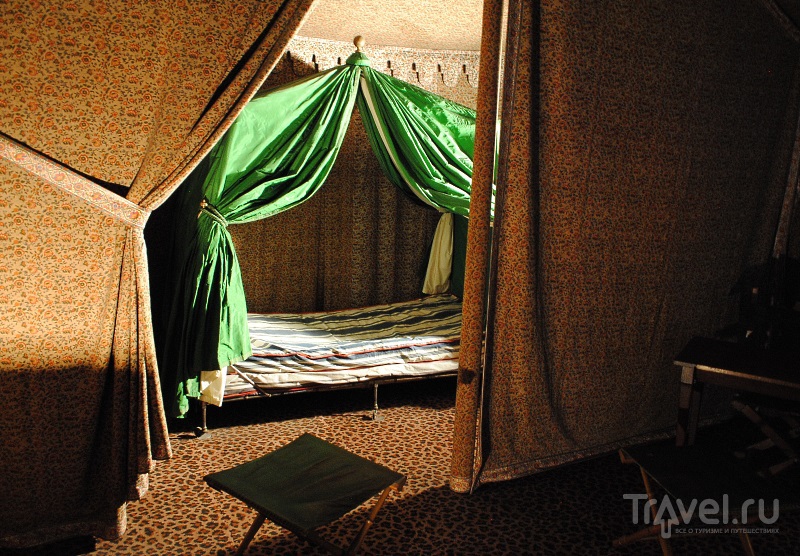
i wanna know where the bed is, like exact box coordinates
[197,294,462,431]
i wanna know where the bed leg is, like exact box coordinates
[196,400,213,439]
[370,383,385,422]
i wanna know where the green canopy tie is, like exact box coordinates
[199,199,228,228]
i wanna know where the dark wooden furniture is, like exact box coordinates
[205,433,406,555]
[674,337,800,446]
[614,423,798,556]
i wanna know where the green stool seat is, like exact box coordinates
[205,433,406,555]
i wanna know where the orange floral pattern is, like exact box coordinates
[449,0,505,494]
[0,0,314,548]
[453,0,800,490]
[0,134,148,228]
[2,2,276,188]
[0,159,124,372]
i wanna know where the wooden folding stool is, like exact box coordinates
[205,433,406,555]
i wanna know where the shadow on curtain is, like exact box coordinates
[0,0,313,547]
[452,0,800,491]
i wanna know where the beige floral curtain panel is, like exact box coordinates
[452,0,800,491]
[0,0,314,547]
[449,0,504,494]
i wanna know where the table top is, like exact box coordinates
[674,336,800,390]
[205,433,405,533]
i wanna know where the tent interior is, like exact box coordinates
[148,35,482,423]
[2,0,800,552]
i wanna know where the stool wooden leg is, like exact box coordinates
[638,468,674,556]
[236,513,267,556]
[612,522,665,547]
[346,486,395,554]
[616,452,674,556]
[738,531,755,556]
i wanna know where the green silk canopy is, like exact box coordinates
[162,52,480,417]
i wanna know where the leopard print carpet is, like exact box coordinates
[11,379,799,555]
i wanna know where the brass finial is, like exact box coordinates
[354,35,365,52]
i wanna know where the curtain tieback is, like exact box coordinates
[198,199,228,227]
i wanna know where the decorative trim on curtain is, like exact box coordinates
[757,0,800,258]
[0,133,149,229]
[0,0,316,548]
[449,0,505,494]
[288,35,481,90]
[0,133,170,508]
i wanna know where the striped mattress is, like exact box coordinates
[225,294,462,398]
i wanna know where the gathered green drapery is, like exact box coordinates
[357,66,475,216]
[162,67,362,417]
[163,54,479,417]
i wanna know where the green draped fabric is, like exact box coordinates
[357,67,475,216]
[163,55,481,417]
[162,66,360,417]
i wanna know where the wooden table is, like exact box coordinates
[675,336,800,446]
[615,421,800,555]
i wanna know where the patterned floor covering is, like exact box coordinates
[10,379,800,555]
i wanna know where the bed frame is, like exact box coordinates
[196,294,462,435]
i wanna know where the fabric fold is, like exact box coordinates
[423,212,455,294]
[163,55,492,418]
[162,65,362,417]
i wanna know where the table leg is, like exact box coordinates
[676,364,703,446]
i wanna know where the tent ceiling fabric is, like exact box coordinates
[298,0,483,51]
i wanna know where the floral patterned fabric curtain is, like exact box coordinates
[0,0,314,547]
[452,0,800,491]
